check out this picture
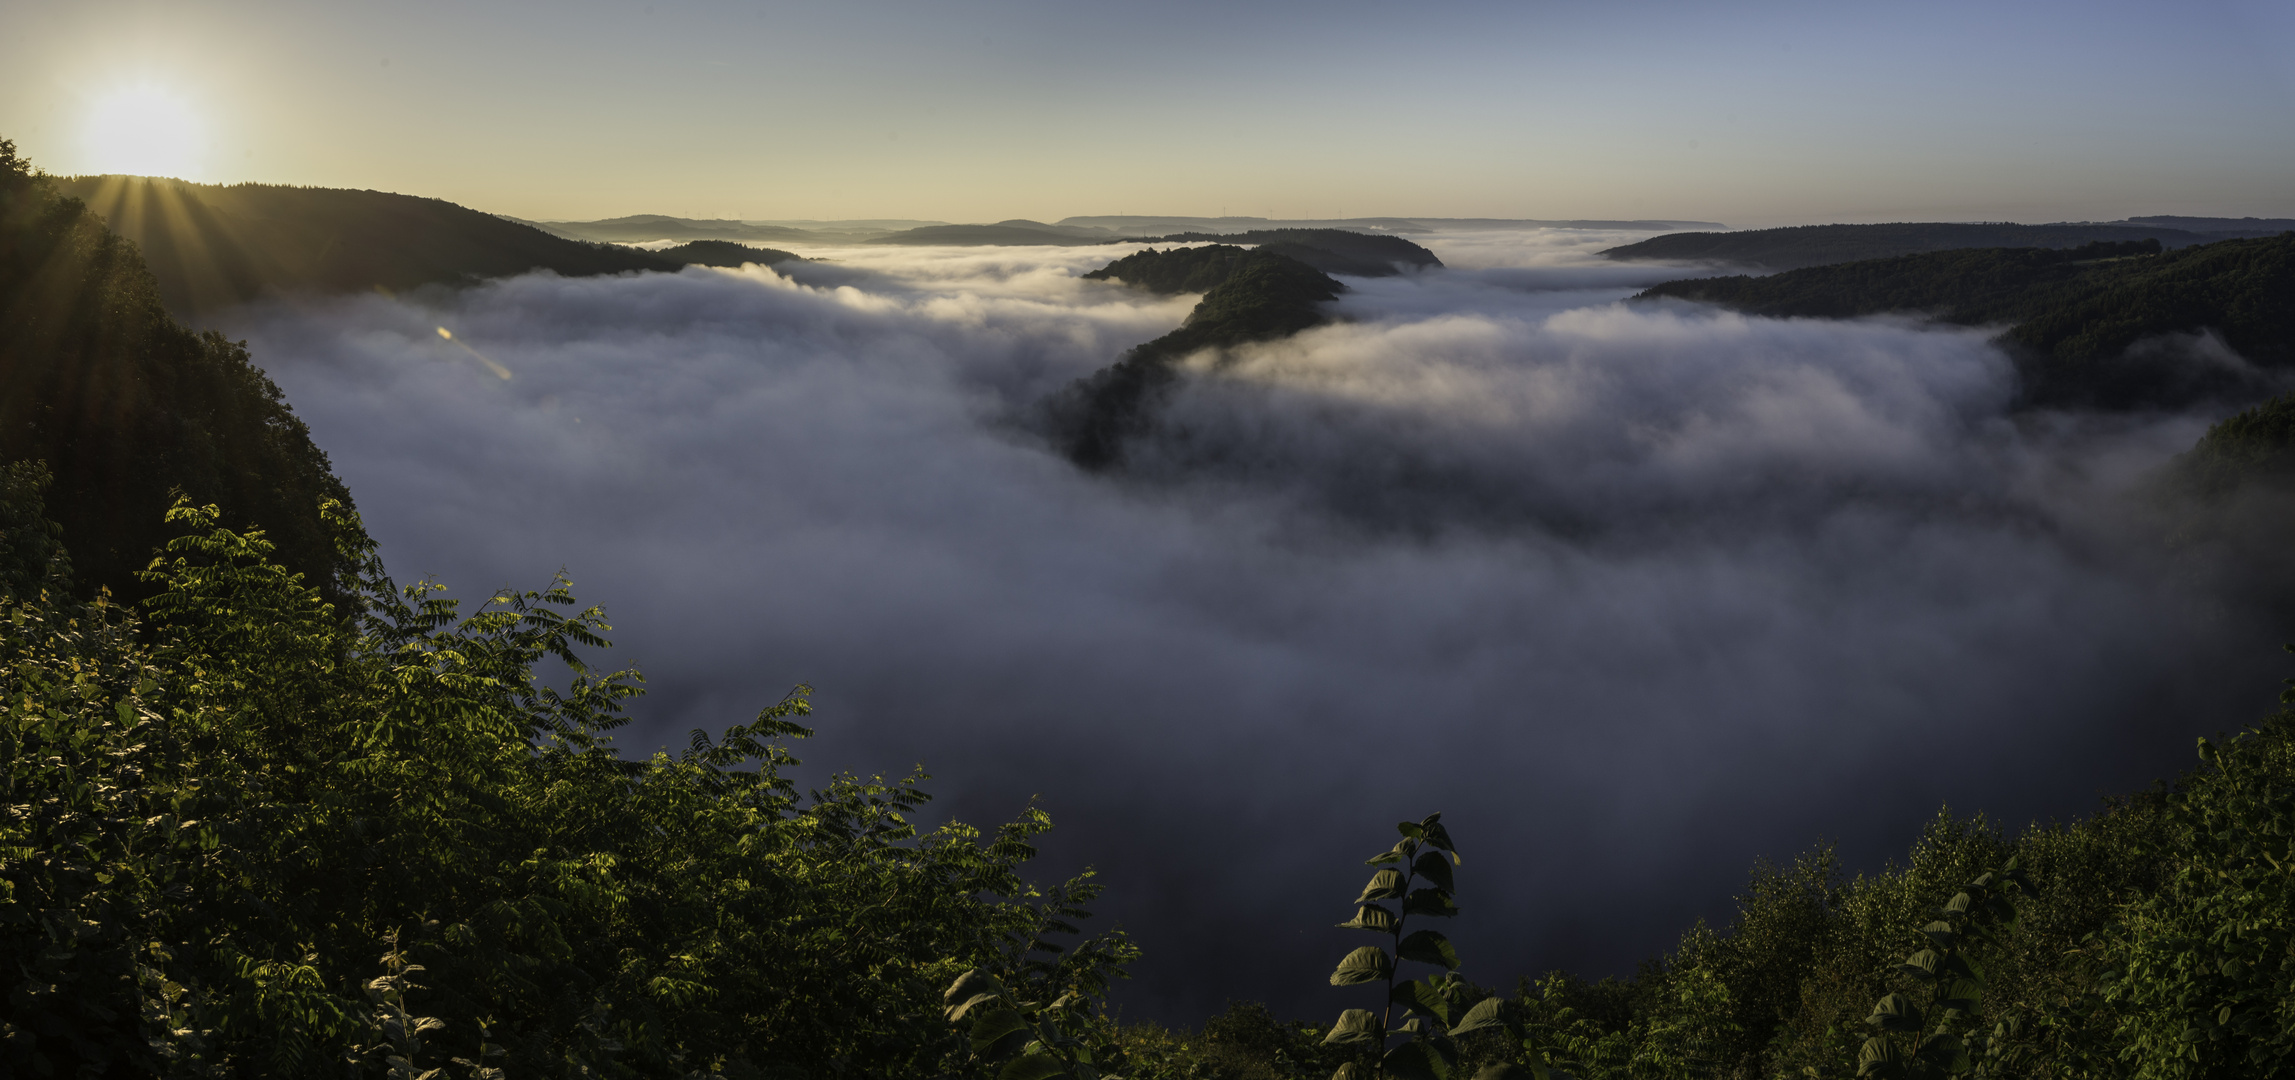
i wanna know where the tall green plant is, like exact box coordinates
[1322,813,1502,1080]
[1854,861,2029,1080]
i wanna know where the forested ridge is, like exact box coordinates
[0,142,362,605]
[47,175,684,318]
[1636,235,2295,409]
[7,137,2295,1078]
[1600,222,2284,272]
[1045,247,1347,468]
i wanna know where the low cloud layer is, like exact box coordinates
[227,232,2286,1022]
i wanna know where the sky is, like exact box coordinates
[214,231,2293,1019]
[4,0,2294,225]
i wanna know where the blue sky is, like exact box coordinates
[5,0,2291,224]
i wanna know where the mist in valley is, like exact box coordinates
[221,229,2288,1021]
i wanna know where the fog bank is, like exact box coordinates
[226,230,2285,1021]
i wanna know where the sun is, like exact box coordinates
[80,83,207,179]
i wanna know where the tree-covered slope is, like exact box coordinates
[1636,234,2295,408]
[533,214,820,244]
[1141,228,1442,277]
[1046,248,1345,468]
[1082,244,1257,295]
[870,221,1113,246]
[49,174,674,317]
[0,142,363,603]
[1602,222,2236,271]
[651,239,803,268]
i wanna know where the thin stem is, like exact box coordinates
[1381,839,1420,1073]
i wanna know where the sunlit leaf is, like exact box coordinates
[1359,869,1408,903]
[1323,1009,1383,1047]
[1331,946,1392,986]
[1340,904,1399,933]
[1448,997,1503,1036]
[1865,994,1922,1033]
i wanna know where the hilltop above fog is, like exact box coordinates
[47,177,801,318]
[1603,219,2295,271]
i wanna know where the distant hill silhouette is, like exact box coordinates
[1049,215,1727,236]
[2,144,363,603]
[1636,234,2295,409]
[1599,222,2274,271]
[50,175,674,317]
[652,240,802,268]
[869,220,1116,246]
[1134,229,1441,277]
[1045,247,1347,468]
[2125,215,2295,234]
[534,214,820,244]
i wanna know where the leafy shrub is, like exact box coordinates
[0,486,1131,1076]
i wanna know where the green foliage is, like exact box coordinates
[2171,393,2295,497]
[652,240,802,269]
[1045,250,1345,469]
[1084,246,1257,295]
[1849,862,2029,1079]
[0,461,69,603]
[0,496,1131,1076]
[1,139,366,605]
[1318,813,1491,1080]
[2098,716,2295,1079]
[1634,233,2295,410]
[1138,231,1443,277]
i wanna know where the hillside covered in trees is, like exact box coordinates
[650,239,802,268]
[1044,246,1348,468]
[50,175,679,318]
[0,143,362,604]
[1601,221,2285,271]
[1635,235,2295,409]
[1134,229,1441,278]
[531,214,820,244]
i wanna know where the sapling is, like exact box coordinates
[1322,813,1506,1080]
[1855,861,2030,1080]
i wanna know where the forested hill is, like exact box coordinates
[50,175,675,317]
[1046,247,1346,467]
[651,239,802,268]
[869,221,1114,245]
[1636,234,2295,409]
[532,213,818,244]
[1138,229,1441,277]
[867,222,1447,277]
[1,143,363,602]
[1601,221,2273,271]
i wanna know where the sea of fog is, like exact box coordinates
[224,229,2287,1022]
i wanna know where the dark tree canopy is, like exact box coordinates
[48,174,676,318]
[651,239,803,268]
[1139,229,1442,277]
[1600,221,2272,271]
[0,141,364,604]
[1048,248,1346,469]
[1636,234,2295,409]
